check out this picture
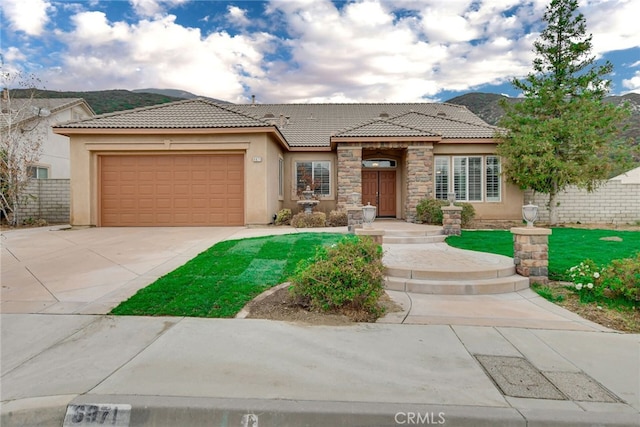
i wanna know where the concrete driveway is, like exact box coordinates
[1,226,253,314]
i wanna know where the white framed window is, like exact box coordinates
[295,161,331,197]
[485,156,501,202]
[434,156,501,202]
[434,157,449,200]
[278,157,284,197]
[27,165,49,179]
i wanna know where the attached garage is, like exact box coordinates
[100,154,244,226]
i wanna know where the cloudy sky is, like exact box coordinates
[1,0,639,103]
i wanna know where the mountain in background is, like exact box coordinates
[445,92,640,149]
[9,88,185,115]
[132,88,230,104]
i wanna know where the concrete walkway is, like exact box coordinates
[1,224,639,426]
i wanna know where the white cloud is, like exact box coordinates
[622,71,640,93]
[5,0,639,102]
[246,0,543,102]
[0,0,51,36]
[130,0,189,18]
[227,5,251,28]
[49,12,275,102]
[582,0,640,55]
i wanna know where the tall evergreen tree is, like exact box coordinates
[496,0,632,225]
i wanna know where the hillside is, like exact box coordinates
[445,92,640,147]
[8,89,185,115]
[132,88,230,104]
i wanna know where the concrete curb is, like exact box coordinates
[235,282,291,319]
[4,394,638,427]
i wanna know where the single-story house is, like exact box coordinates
[53,99,523,227]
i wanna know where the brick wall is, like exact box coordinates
[18,179,70,223]
[524,180,640,225]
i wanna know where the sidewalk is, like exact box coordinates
[1,224,639,426]
[1,315,638,426]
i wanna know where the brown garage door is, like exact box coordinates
[100,154,244,226]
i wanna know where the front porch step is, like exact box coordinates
[385,275,530,295]
[381,242,529,295]
[383,235,447,244]
[385,264,516,281]
[381,228,446,244]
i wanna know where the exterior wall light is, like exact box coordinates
[522,201,539,227]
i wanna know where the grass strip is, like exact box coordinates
[111,232,345,318]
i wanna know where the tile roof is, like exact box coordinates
[55,98,499,147]
[231,102,498,145]
[1,98,93,129]
[57,98,269,129]
[332,118,441,138]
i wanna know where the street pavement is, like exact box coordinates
[1,225,638,426]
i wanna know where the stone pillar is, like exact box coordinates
[347,207,363,233]
[405,144,434,222]
[442,205,462,236]
[337,146,362,210]
[510,227,552,284]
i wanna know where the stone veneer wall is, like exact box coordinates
[17,179,70,223]
[405,145,434,222]
[524,179,640,225]
[337,146,363,210]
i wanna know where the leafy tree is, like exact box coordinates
[0,62,49,226]
[496,0,633,225]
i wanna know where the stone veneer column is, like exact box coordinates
[511,227,552,284]
[441,205,462,236]
[337,146,362,210]
[405,145,434,222]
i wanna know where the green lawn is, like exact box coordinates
[111,232,345,318]
[446,228,640,280]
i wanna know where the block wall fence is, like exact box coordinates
[17,179,70,224]
[524,180,640,225]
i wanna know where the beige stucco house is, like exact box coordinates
[53,99,523,227]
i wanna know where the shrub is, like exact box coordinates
[566,259,603,303]
[459,203,476,227]
[274,208,292,225]
[327,209,348,227]
[291,211,326,228]
[290,236,385,320]
[415,198,475,227]
[599,253,640,304]
[416,198,445,224]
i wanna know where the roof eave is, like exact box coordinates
[53,125,291,150]
[330,136,442,143]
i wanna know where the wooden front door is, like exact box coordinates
[362,170,396,217]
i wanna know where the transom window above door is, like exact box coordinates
[362,159,396,168]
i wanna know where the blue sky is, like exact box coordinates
[1,0,639,103]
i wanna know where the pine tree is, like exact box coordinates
[496,0,633,225]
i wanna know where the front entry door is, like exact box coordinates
[362,170,396,217]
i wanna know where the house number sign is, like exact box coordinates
[63,403,131,426]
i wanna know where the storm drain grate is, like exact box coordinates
[475,355,565,400]
[475,355,621,402]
